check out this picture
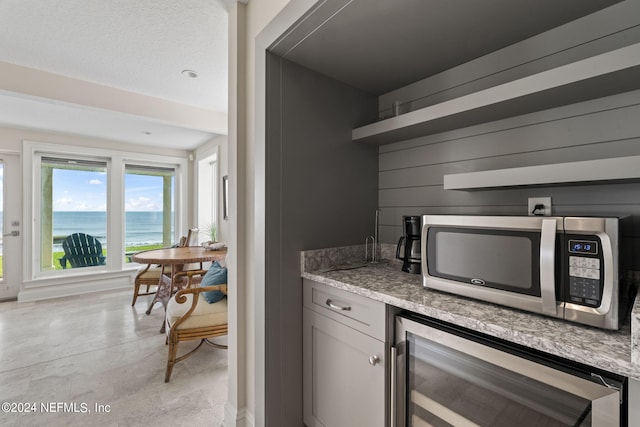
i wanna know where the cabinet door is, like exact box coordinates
[304,308,385,427]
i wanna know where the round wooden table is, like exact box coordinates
[132,246,227,331]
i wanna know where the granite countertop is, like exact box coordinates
[301,244,640,380]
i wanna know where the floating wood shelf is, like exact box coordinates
[352,43,640,145]
[443,156,640,190]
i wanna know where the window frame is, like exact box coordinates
[23,141,188,282]
[197,150,219,244]
[37,154,110,274]
[124,162,178,261]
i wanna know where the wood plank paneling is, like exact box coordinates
[379,97,640,172]
[380,138,640,189]
[378,90,640,245]
[380,1,640,117]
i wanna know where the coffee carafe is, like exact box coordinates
[396,216,422,274]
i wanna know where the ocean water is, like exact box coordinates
[51,211,173,250]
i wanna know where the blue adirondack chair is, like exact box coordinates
[59,233,106,269]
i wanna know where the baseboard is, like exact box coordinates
[17,274,132,302]
[224,403,255,427]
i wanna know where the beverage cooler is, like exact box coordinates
[392,314,627,427]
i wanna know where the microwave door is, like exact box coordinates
[422,215,563,319]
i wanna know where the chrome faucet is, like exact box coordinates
[365,209,382,263]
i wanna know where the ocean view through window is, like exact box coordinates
[26,141,187,281]
[41,157,108,271]
[51,211,175,252]
[39,155,177,271]
[125,164,175,257]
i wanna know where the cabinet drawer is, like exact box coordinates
[303,279,386,340]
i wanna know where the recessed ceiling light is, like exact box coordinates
[181,69,198,78]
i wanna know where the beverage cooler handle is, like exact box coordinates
[540,219,558,316]
[390,346,397,427]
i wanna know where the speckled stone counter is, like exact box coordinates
[301,244,640,380]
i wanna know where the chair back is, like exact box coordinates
[185,228,199,247]
[60,233,106,269]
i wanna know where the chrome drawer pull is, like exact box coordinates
[325,299,351,311]
[369,355,380,366]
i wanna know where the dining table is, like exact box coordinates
[132,246,227,332]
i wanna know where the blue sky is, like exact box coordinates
[52,169,171,211]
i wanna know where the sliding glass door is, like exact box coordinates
[0,153,21,299]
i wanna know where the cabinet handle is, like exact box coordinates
[369,355,380,366]
[325,299,351,311]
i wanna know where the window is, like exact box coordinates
[197,153,218,243]
[40,156,108,272]
[125,164,175,259]
[27,142,187,280]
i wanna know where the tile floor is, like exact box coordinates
[0,289,228,426]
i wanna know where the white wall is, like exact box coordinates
[0,125,189,157]
[194,134,229,242]
[0,62,226,135]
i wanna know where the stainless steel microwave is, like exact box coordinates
[421,215,636,329]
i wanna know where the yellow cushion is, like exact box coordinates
[166,293,227,330]
[138,265,162,279]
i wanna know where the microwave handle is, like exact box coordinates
[540,219,558,316]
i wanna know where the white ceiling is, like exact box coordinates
[0,0,229,149]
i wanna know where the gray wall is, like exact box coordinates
[377,1,640,247]
[378,89,640,244]
[265,53,378,426]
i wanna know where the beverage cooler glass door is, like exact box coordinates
[394,316,622,427]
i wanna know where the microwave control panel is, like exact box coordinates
[566,236,603,307]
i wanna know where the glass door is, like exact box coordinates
[395,316,622,427]
[0,153,22,300]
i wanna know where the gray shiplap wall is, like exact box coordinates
[379,89,640,245]
[377,1,640,246]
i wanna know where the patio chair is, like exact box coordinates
[59,233,106,269]
[131,263,161,306]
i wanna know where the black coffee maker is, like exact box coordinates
[396,215,422,274]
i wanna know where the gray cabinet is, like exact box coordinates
[303,279,386,427]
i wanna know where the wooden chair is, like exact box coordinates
[59,233,106,269]
[131,263,161,306]
[164,283,228,382]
